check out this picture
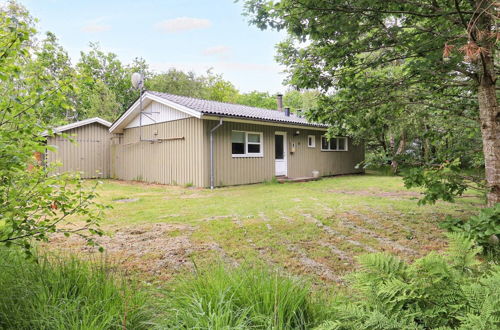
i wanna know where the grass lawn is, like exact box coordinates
[49,171,483,286]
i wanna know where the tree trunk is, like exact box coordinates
[390,135,406,175]
[478,80,499,206]
[476,0,499,206]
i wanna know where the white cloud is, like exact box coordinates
[82,17,111,33]
[155,17,212,33]
[202,45,231,56]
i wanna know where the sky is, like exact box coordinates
[18,0,287,93]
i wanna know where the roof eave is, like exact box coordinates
[201,114,328,131]
[109,91,202,134]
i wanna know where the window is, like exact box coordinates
[307,135,316,148]
[232,131,263,157]
[321,136,348,151]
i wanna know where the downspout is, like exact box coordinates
[210,118,223,189]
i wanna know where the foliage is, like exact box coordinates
[316,233,500,330]
[244,0,498,205]
[440,204,500,254]
[0,248,151,329]
[0,1,105,253]
[75,42,140,121]
[146,68,206,99]
[403,159,485,205]
[157,264,328,329]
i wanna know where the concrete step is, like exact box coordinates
[276,176,319,183]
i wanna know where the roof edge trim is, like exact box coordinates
[109,92,202,133]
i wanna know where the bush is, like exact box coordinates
[0,249,151,330]
[157,264,328,329]
[440,204,500,254]
[315,233,500,329]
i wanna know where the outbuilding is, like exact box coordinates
[45,117,112,179]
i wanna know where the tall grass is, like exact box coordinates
[0,248,151,330]
[157,264,329,329]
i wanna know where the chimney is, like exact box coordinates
[276,93,283,112]
[284,107,291,116]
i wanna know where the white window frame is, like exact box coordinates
[321,136,348,152]
[231,130,264,158]
[307,135,316,148]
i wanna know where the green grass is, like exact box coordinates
[156,263,330,329]
[0,248,151,330]
[63,173,483,284]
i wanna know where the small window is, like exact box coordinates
[307,135,316,148]
[232,131,263,157]
[321,136,348,151]
[231,131,245,155]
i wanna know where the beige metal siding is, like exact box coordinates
[46,123,111,178]
[286,131,364,178]
[204,119,364,187]
[111,117,205,186]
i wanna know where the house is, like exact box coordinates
[44,117,112,179]
[46,91,364,187]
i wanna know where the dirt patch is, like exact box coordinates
[113,198,139,203]
[303,214,377,253]
[287,244,342,283]
[48,223,235,281]
[327,189,420,199]
[179,193,209,199]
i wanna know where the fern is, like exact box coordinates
[320,234,499,329]
[446,232,482,272]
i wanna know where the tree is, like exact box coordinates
[76,43,135,120]
[146,68,206,98]
[245,0,499,205]
[283,89,319,113]
[202,71,240,103]
[0,1,104,253]
[236,91,277,109]
[32,31,78,124]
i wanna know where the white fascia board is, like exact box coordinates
[44,117,111,136]
[146,93,202,118]
[109,92,201,133]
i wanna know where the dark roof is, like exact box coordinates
[148,91,327,128]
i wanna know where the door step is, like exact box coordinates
[276,176,319,183]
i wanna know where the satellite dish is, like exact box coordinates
[131,72,143,89]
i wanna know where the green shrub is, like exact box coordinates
[315,233,500,329]
[157,264,328,329]
[0,248,152,330]
[440,204,500,254]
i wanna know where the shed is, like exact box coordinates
[45,117,112,178]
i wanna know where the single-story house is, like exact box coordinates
[46,91,364,187]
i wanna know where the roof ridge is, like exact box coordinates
[147,90,283,113]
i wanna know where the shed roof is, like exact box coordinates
[43,117,112,136]
[110,91,327,133]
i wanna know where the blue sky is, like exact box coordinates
[19,0,287,93]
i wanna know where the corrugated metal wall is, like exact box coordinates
[204,119,364,187]
[111,117,206,186]
[46,123,111,178]
[203,120,275,187]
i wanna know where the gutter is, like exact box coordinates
[209,118,223,189]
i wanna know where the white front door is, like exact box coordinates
[275,132,287,176]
